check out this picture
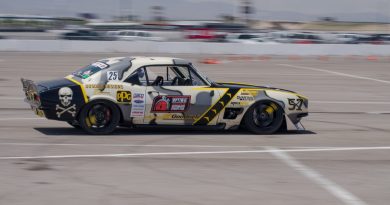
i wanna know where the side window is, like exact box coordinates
[124,68,147,86]
[142,65,208,86]
[144,66,167,86]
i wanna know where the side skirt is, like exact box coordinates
[132,123,226,131]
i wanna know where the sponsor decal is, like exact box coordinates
[130,92,145,117]
[116,90,132,103]
[73,62,109,79]
[134,100,143,104]
[240,92,251,95]
[166,114,200,120]
[56,87,76,118]
[237,95,254,101]
[146,113,200,121]
[91,62,109,69]
[93,89,110,95]
[107,71,119,81]
[230,101,250,106]
[241,89,259,96]
[151,95,191,113]
[85,84,124,89]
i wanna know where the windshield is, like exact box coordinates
[190,65,213,85]
[72,62,109,79]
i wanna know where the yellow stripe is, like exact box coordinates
[193,88,242,125]
[241,87,308,100]
[192,87,228,91]
[217,81,258,87]
[65,75,89,103]
[192,88,229,125]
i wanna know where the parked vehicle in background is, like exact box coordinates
[224,33,277,44]
[275,32,324,44]
[225,33,260,43]
[114,30,165,41]
[106,31,120,40]
[61,30,114,41]
[356,34,390,44]
[378,34,390,44]
[331,33,362,44]
[185,28,216,40]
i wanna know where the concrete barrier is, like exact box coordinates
[1,39,390,55]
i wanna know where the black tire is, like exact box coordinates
[78,100,120,135]
[67,121,81,129]
[243,101,284,134]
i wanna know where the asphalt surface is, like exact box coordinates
[0,52,390,205]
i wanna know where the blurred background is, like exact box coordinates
[1,0,390,44]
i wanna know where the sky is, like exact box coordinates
[1,0,390,22]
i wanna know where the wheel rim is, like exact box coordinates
[86,103,112,129]
[253,103,276,128]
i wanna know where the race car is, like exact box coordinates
[21,57,308,134]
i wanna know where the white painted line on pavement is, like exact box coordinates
[311,101,390,105]
[266,147,367,205]
[0,142,338,149]
[279,64,390,84]
[366,111,390,114]
[0,97,24,100]
[1,146,390,160]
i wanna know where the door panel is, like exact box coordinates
[144,86,222,125]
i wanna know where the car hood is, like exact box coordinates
[214,82,297,94]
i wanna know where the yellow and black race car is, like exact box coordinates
[21,57,308,134]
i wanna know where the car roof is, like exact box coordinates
[98,56,191,66]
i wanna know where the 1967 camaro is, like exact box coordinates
[21,57,308,134]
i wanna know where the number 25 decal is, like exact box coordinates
[288,98,304,111]
[107,71,119,80]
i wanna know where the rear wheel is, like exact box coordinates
[79,100,120,135]
[243,101,284,134]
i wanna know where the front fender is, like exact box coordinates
[263,90,308,131]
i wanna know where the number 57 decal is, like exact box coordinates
[288,98,304,111]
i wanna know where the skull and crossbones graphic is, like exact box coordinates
[56,87,76,118]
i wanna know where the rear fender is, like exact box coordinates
[88,95,125,122]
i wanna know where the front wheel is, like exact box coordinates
[78,100,120,135]
[243,101,284,134]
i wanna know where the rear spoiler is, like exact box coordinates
[21,78,35,92]
[20,78,39,105]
